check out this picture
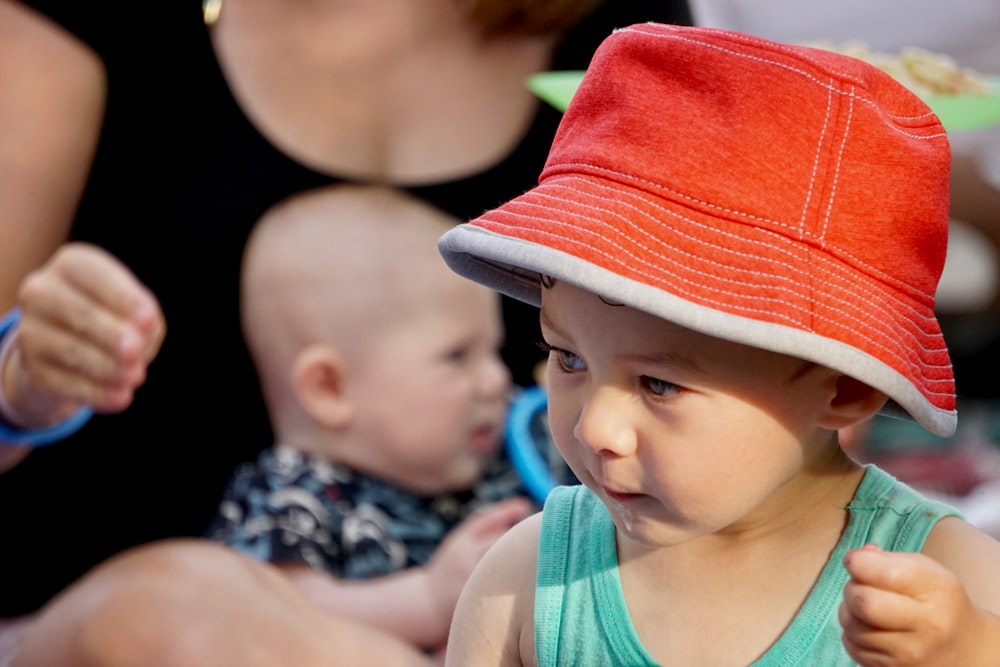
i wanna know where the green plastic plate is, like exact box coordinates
[525,70,585,112]
[924,77,1000,132]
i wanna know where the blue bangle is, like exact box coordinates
[0,308,93,447]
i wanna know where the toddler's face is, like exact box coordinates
[539,280,843,548]
[348,274,511,496]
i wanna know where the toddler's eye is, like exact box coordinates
[556,349,586,372]
[642,376,680,397]
[538,341,586,372]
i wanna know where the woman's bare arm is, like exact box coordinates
[0,1,106,464]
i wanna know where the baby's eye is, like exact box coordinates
[642,375,680,397]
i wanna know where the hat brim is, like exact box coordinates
[440,172,957,437]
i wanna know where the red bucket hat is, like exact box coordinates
[439,23,956,437]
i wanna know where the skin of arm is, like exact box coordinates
[10,538,437,667]
[841,516,1000,666]
[0,1,106,306]
[0,1,106,466]
[279,497,533,652]
[280,564,453,652]
[444,511,542,667]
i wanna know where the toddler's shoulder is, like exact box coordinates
[924,516,1000,614]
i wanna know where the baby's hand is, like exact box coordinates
[840,543,981,666]
[12,242,165,419]
[425,497,532,628]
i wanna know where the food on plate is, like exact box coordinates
[806,40,990,97]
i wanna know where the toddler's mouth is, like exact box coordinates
[604,488,643,504]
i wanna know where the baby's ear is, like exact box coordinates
[817,374,888,430]
[292,344,354,429]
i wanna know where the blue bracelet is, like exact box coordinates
[0,308,93,447]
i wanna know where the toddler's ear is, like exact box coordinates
[817,374,888,430]
[292,344,354,429]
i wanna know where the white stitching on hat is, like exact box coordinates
[845,92,945,140]
[544,176,943,331]
[516,187,942,339]
[627,25,870,90]
[618,26,947,137]
[799,80,835,242]
[548,167,940,303]
[819,86,853,245]
[640,29,867,90]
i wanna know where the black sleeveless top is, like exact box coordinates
[1,0,692,614]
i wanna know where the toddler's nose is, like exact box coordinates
[573,386,638,457]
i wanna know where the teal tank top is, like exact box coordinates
[534,465,961,666]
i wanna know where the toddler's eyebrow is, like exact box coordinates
[539,308,703,375]
[638,350,703,375]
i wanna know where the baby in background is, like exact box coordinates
[207,184,532,657]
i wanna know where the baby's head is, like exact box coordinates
[440,23,956,439]
[242,184,511,495]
